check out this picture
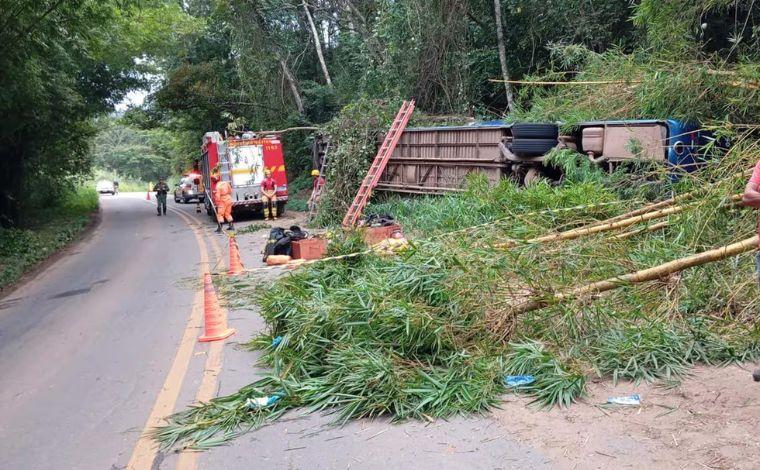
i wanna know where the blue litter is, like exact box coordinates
[505,375,536,387]
[607,394,641,406]
[246,394,282,409]
[271,336,283,347]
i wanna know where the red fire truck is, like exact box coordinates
[200,131,289,218]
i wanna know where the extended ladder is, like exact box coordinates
[342,100,415,228]
[307,142,330,222]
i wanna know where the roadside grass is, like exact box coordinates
[154,135,760,451]
[0,186,98,290]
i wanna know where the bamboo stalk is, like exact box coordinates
[488,79,642,86]
[579,192,693,231]
[495,205,686,248]
[507,235,759,316]
[612,221,669,241]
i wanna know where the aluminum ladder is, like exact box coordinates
[341,100,415,228]
[307,142,330,222]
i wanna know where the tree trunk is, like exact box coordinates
[248,5,305,115]
[278,54,305,114]
[492,0,515,114]
[302,0,332,86]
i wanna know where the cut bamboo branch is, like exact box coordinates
[507,235,759,316]
[579,192,693,231]
[612,221,669,241]
[495,205,686,248]
[489,79,643,86]
[251,126,319,135]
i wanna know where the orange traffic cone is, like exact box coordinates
[199,273,235,342]
[146,182,151,201]
[228,236,245,276]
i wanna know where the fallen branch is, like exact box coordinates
[495,205,686,248]
[506,235,759,317]
[234,126,319,136]
[488,79,642,86]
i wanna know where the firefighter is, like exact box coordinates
[307,169,325,211]
[153,177,170,216]
[194,176,204,213]
[261,169,278,221]
[215,177,234,233]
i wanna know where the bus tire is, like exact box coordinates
[512,123,559,140]
[510,138,558,157]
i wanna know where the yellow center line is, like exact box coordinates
[127,200,227,469]
[175,210,232,470]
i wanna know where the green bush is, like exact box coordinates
[0,186,98,289]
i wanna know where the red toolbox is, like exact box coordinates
[361,224,403,245]
[292,238,328,260]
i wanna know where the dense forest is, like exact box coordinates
[1,0,758,226]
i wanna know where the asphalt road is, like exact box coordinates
[0,192,551,470]
[0,193,225,470]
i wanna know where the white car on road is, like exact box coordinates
[96,180,116,195]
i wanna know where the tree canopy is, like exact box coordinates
[2,0,758,225]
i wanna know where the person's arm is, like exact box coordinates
[743,182,760,209]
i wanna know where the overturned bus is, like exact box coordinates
[373,120,723,194]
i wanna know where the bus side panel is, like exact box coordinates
[262,139,288,197]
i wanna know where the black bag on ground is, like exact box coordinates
[262,226,310,261]
[362,213,395,227]
[263,227,292,261]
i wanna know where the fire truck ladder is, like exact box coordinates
[342,100,415,228]
[307,142,330,222]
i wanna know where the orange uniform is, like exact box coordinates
[215,180,234,224]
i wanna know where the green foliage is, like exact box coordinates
[313,99,400,225]
[157,132,760,448]
[0,0,202,226]
[0,186,98,289]
[506,341,586,408]
[92,117,179,182]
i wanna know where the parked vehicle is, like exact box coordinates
[359,120,725,193]
[173,174,205,203]
[96,180,116,195]
[200,131,289,218]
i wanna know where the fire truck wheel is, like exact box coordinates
[512,123,559,140]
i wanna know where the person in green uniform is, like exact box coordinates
[153,177,170,216]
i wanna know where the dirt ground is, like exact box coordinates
[494,365,760,469]
[229,212,760,470]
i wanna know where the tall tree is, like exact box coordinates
[302,0,333,86]
[493,0,515,113]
